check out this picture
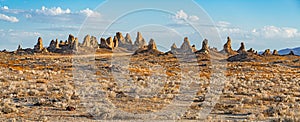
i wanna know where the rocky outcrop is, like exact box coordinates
[273,50,279,55]
[221,37,236,55]
[134,32,146,49]
[171,43,177,51]
[116,32,125,47]
[180,37,193,53]
[195,39,209,54]
[113,36,118,48]
[125,33,133,45]
[247,48,255,53]
[262,49,271,56]
[134,38,162,55]
[82,35,98,49]
[68,34,75,47]
[47,40,56,52]
[147,38,157,50]
[237,42,246,54]
[34,37,44,53]
[82,35,91,47]
[73,37,79,50]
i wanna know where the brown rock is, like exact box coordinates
[48,40,56,52]
[247,48,255,53]
[125,33,133,45]
[196,39,209,54]
[134,32,146,48]
[90,36,99,49]
[221,36,236,55]
[100,38,112,50]
[237,42,246,54]
[68,34,75,47]
[66,106,76,111]
[82,35,91,47]
[106,37,114,49]
[148,38,157,50]
[116,32,125,47]
[262,49,271,56]
[34,37,44,52]
[113,36,118,48]
[272,50,279,55]
[171,43,177,51]
[180,37,193,53]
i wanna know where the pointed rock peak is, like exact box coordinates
[125,33,131,38]
[137,32,142,38]
[262,49,271,56]
[227,36,232,43]
[134,32,146,48]
[17,44,22,50]
[171,43,177,49]
[125,33,132,44]
[37,37,43,44]
[180,37,192,50]
[237,42,246,54]
[148,38,157,50]
[201,39,209,50]
[273,50,278,55]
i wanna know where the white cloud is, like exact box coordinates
[35,6,71,16]
[1,6,8,10]
[0,5,24,14]
[79,8,100,17]
[252,26,300,39]
[173,10,200,24]
[0,13,19,22]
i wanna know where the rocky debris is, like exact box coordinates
[134,32,146,49]
[115,32,133,50]
[33,37,44,53]
[195,39,209,54]
[237,42,246,54]
[221,37,236,55]
[262,49,272,56]
[288,50,295,55]
[273,50,279,55]
[227,53,261,62]
[134,38,162,55]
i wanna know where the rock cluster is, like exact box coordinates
[262,49,272,56]
[170,37,194,54]
[82,35,98,49]
[195,39,209,54]
[221,37,236,55]
[134,32,146,49]
[134,38,162,55]
[273,50,279,55]
[33,37,47,53]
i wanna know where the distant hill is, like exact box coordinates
[278,47,300,55]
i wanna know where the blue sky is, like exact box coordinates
[0,0,299,51]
